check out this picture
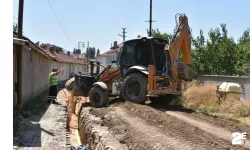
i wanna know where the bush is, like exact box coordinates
[182,81,250,118]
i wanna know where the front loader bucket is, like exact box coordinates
[73,75,94,96]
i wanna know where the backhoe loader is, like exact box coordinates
[73,13,197,107]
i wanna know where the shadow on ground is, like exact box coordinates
[149,102,195,113]
[108,96,196,113]
[145,94,196,113]
[13,87,65,148]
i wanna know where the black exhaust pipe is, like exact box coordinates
[96,61,100,75]
[90,61,94,76]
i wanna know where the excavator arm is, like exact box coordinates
[166,14,195,81]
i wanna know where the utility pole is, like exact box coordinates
[149,0,152,36]
[18,0,24,38]
[118,28,126,41]
[78,42,84,51]
[145,0,156,37]
[86,41,90,73]
[77,42,84,58]
[87,41,89,61]
[16,0,24,114]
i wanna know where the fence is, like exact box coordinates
[198,75,250,100]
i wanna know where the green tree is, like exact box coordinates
[235,29,250,76]
[191,30,206,74]
[148,26,250,76]
[147,28,172,44]
[86,48,89,57]
[87,47,96,59]
[86,47,96,58]
[73,48,81,54]
[96,49,100,57]
[192,24,238,75]
[52,44,64,53]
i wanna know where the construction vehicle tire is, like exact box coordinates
[89,86,109,108]
[122,73,147,104]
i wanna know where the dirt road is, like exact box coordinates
[79,101,250,150]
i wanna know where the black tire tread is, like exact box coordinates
[89,86,109,108]
[122,73,148,104]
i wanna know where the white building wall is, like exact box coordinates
[51,62,87,81]
[106,51,119,69]
[97,56,107,72]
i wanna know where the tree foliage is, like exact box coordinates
[40,43,64,53]
[52,45,64,53]
[73,48,81,54]
[96,49,100,57]
[147,28,172,45]
[149,25,250,76]
[86,47,96,59]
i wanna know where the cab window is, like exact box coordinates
[120,42,136,66]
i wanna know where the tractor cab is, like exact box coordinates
[118,37,169,77]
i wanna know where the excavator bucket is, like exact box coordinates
[178,63,197,81]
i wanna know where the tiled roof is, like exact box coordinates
[13,31,86,65]
[98,42,123,57]
[40,47,86,65]
[97,51,109,58]
[42,48,56,59]
[54,52,86,64]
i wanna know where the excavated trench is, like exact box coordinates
[78,101,250,150]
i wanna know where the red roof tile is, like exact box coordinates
[99,42,123,57]
[54,52,86,64]
[39,46,86,65]
[13,32,86,65]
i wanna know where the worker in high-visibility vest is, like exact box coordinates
[48,67,64,104]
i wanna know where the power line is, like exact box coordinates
[46,0,73,45]
[128,0,145,39]
[127,0,139,29]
